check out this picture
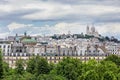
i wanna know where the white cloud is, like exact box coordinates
[0,0,120,38]
[22,3,120,20]
[7,22,32,31]
[0,32,9,38]
[0,0,119,21]
[6,22,87,36]
[97,23,120,34]
[6,22,120,36]
[0,22,120,38]
[53,22,86,34]
[22,2,72,20]
[0,0,41,15]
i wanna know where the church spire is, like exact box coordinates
[86,25,90,34]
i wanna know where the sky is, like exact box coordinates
[0,0,120,38]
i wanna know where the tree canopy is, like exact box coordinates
[1,54,120,80]
[0,49,3,79]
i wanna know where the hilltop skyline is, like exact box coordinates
[0,0,120,38]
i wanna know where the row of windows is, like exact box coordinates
[108,50,118,51]
[2,49,10,52]
[0,45,10,48]
[4,53,31,57]
[41,53,106,56]
[57,50,101,55]
[44,57,106,60]
[4,57,106,64]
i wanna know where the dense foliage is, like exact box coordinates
[0,49,3,79]
[0,52,120,80]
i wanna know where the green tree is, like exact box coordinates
[116,73,120,80]
[3,73,24,80]
[56,57,82,80]
[94,61,118,80]
[83,59,97,72]
[102,71,117,80]
[15,59,24,75]
[37,74,66,80]
[0,49,3,79]
[78,70,99,80]
[64,63,78,80]
[101,61,118,73]
[26,56,36,74]
[49,63,55,71]
[35,56,50,75]
[26,56,51,76]
[95,63,107,80]
[105,36,110,41]
[2,61,9,78]
[104,54,120,66]
[22,72,36,80]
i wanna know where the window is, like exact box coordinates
[76,53,78,56]
[7,49,9,53]
[72,51,74,55]
[10,53,12,56]
[4,45,5,48]
[67,51,69,55]
[26,53,28,56]
[17,53,20,56]
[22,53,24,56]
[80,53,82,56]
[8,46,10,48]
[16,49,19,52]
[63,50,65,54]
[50,50,52,53]
[63,53,65,56]
[3,49,5,52]
[50,57,52,60]
[7,53,9,56]
[89,50,91,53]
[20,49,22,52]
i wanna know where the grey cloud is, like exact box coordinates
[28,0,120,7]
[0,0,120,38]
[94,12,120,23]
[0,0,9,4]
[0,0,119,24]
[50,0,120,7]
[0,9,39,23]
